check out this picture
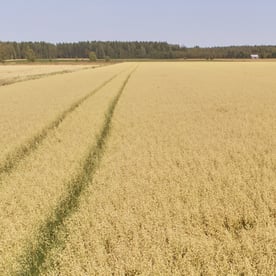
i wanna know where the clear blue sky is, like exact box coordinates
[1,0,276,47]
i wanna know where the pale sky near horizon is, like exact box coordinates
[1,0,276,47]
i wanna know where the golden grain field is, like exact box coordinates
[0,64,98,86]
[0,62,128,165]
[0,62,275,275]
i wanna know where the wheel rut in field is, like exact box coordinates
[0,66,97,87]
[16,67,137,275]
[0,72,121,182]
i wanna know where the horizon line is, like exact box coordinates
[1,40,276,48]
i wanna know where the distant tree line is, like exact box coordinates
[1,41,276,61]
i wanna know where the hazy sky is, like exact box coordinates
[1,0,276,46]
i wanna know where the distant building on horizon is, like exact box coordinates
[251,54,259,59]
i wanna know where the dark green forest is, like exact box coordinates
[1,41,276,61]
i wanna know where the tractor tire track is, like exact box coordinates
[0,71,122,182]
[0,66,98,87]
[16,67,137,276]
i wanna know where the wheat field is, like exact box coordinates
[0,62,275,275]
[0,64,98,86]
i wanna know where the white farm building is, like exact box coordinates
[251,54,259,59]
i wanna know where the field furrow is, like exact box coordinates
[41,62,276,275]
[0,66,135,275]
[0,62,129,165]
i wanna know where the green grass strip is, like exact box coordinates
[16,67,137,276]
[0,72,120,180]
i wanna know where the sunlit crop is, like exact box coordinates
[0,62,275,275]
